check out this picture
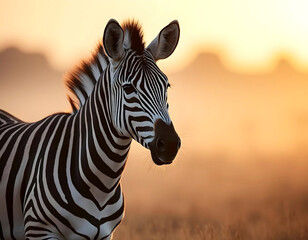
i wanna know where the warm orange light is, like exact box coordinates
[1,0,308,73]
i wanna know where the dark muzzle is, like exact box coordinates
[149,119,181,165]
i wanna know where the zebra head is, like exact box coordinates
[103,19,181,165]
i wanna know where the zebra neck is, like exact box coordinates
[71,73,131,205]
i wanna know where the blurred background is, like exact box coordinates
[1,0,308,239]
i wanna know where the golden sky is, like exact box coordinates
[1,0,308,72]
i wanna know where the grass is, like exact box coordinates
[114,203,308,240]
[112,153,308,240]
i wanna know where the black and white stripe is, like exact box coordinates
[0,19,180,240]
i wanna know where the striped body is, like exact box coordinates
[0,66,130,239]
[0,19,180,240]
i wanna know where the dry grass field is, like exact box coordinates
[113,150,308,240]
[114,210,308,240]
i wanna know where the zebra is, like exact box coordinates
[0,19,181,240]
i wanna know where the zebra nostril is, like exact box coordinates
[156,138,166,152]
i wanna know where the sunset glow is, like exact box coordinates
[1,1,308,239]
[1,0,308,72]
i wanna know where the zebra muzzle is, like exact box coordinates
[149,119,181,165]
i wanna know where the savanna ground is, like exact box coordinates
[113,149,308,240]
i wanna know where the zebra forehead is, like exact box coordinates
[131,68,168,90]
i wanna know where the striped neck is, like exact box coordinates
[71,68,131,208]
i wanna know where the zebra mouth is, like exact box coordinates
[150,149,173,166]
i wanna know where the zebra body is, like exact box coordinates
[0,19,180,240]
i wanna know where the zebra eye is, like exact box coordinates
[123,83,136,94]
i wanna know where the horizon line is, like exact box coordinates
[1,44,308,75]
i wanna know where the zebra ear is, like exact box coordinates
[147,20,180,61]
[103,19,125,61]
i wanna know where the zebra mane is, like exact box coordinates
[122,20,145,55]
[66,20,145,112]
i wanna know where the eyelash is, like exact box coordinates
[122,83,137,94]
[122,82,169,94]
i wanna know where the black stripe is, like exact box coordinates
[37,153,91,240]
